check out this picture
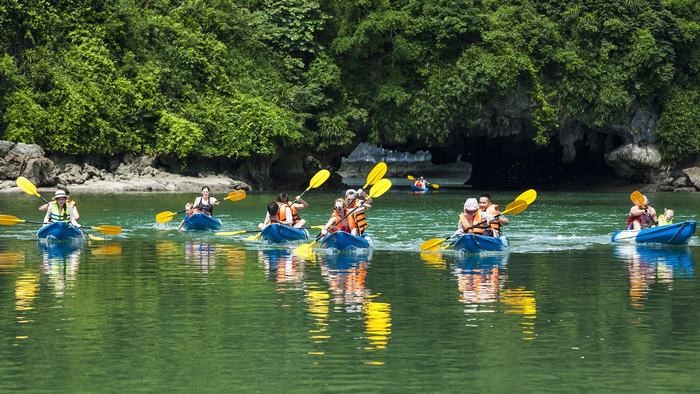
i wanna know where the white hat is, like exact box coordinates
[464,198,478,211]
[345,189,357,197]
[53,190,67,200]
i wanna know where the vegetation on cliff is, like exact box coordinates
[1,0,698,163]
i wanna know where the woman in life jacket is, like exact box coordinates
[39,188,79,220]
[321,198,358,236]
[276,192,309,228]
[344,189,371,235]
[478,194,508,237]
[626,195,657,230]
[453,198,488,237]
[414,176,428,190]
[187,186,219,216]
[43,190,81,227]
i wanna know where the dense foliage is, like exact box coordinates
[0,0,698,162]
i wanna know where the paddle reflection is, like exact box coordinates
[38,241,83,297]
[615,245,695,308]
[419,251,447,270]
[0,250,26,270]
[257,249,305,289]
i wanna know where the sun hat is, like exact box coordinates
[464,198,478,211]
[345,189,357,197]
[53,190,68,200]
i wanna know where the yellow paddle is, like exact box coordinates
[363,162,387,189]
[630,191,645,207]
[297,169,331,200]
[407,175,440,189]
[515,189,537,205]
[294,178,392,256]
[420,199,529,251]
[0,214,122,235]
[16,177,50,203]
[156,190,247,223]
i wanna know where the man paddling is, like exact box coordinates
[344,189,371,235]
[627,195,657,230]
[479,194,508,237]
[43,190,81,227]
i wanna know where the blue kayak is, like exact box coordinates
[411,185,429,193]
[36,222,85,241]
[182,213,222,231]
[453,234,509,253]
[260,224,309,243]
[320,231,373,250]
[611,220,696,245]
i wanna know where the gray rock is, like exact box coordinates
[672,176,689,187]
[658,185,675,192]
[20,157,55,186]
[55,163,89,185]
[8,142,44,159]
[674,187,696,192]
[683,167,700,189]
[604,143,662,180]
[0,141,15,157]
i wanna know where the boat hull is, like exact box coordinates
[410,185,430,193]
[453,234,509,253]
[36,222,85,241]
[182,213,223,231]
[320,232,373,250]
[260,224,309,243]
[611,220,696,245]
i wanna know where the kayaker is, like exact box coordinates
[276,192,309,228]
[321,198,358,236]
[658,208,674,226]
[258,202,283,229]
[478,194,508,236]
[345,189,371,234]
[414,177,428,190]
[453,198,488,237]
[43,190,81,227]
[626,195,657,230]
[188,186,219,216]
[38,188,79,220]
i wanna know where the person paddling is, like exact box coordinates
[626,194,657,230]
[344,188,371,235]
[187,186,219,216]
[479,194,508,237]
[43,190,81,227]
[258,202,283,229]
[39,188,79,220]
[453,198,488,237]
[276,192,309,228]
[414,176,429,190]
[321,199,358,236]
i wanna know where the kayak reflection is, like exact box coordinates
[257,248,305,288]
[38,240,83,297]
[615,245,695,308]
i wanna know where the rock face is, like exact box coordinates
[338,143,472,186]
[0,140,251,192]
[604,144,662,181]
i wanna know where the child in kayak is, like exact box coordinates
[321,198,358,236]
[657,208,674,226]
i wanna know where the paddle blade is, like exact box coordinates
[0,214,23,226]
[16,177,40,198]
[215,230,247,236]
[430,183,440,190]
[310,225,325,230]
[245,232,262,241]
[308,169,331,190]
[88,234,106,241]
[502,199,528,215]
[420,237,448,251]
[294,240,317,256]
[407,175,416,181]
[224,190,247,202]
[368,178,392,198]
[155,211,177,223]
[91,225,122,235]
[630,191,644,206]
[515,189,537,205]
[363,162,388,189]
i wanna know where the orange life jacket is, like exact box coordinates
[348,199,368,233]
[485,205,501,231]
[330,209,357,233]
[277,202,301,225]
[459,211,486,234]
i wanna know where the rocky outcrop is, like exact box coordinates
[604,143,662,181]
[0,140,251,192]
[338,143,472,186]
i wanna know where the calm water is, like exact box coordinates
[0,190,698,391]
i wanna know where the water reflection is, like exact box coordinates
[257,249,305,289]
[615,245,696,308]
[453,254,509,311]
[185,241,217,273]
[500,288,537,340]
[38,241,83,297]
[218,245,246,279]
[419,251,447,270]
[0,249,26,270]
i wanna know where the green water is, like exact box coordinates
[0,190,698,391]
